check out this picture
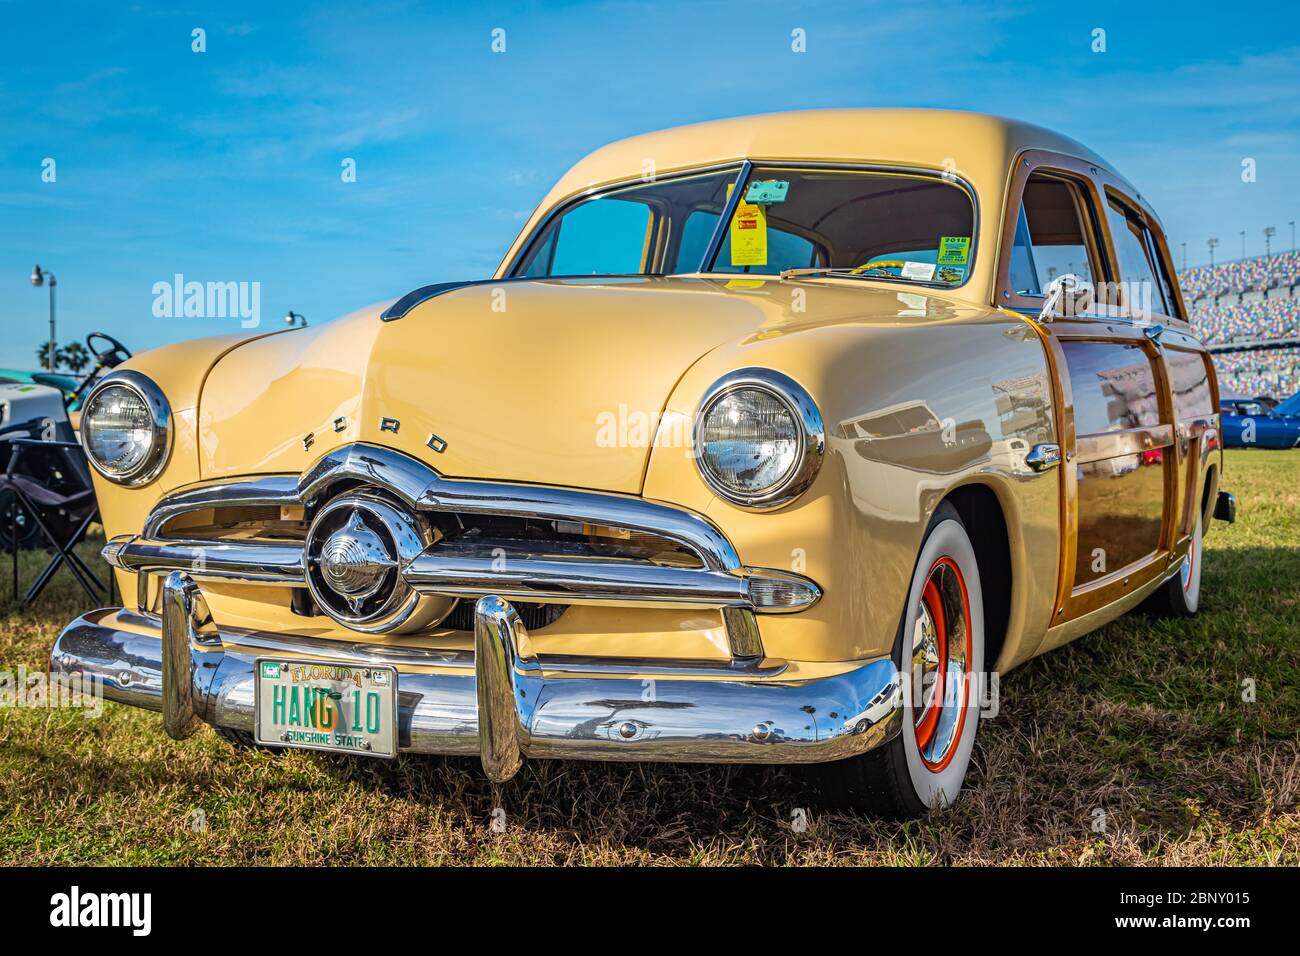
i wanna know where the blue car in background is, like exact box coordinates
[1220,390,1300,448]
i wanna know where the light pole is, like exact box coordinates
[1290,220,1296,252]
[30,264,57,372]
[1239,230,1246,260]
[1180,242,1187,272]
[1207,237,1219,267]
[1264,226,1276,258]
[285,310,308,328]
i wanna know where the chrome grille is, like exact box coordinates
[106,443,823,661]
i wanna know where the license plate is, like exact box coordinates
[254,658,398,758]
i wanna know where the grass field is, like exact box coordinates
[1,449,1296,866]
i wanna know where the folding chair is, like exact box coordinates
[1,437,109,606]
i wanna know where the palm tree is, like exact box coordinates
[35,342,65,371]
[61,341,90,374]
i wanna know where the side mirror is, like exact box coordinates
[1039,273,1093,322]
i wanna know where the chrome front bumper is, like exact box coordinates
[51,572,903,781]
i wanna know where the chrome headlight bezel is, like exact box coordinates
[693,368,825,510]
[80,370,173,487]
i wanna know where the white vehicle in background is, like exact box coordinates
[0,333,133,551]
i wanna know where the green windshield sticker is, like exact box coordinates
[936,265,966,284]
[744,180,789,204]
[937,236,971,265]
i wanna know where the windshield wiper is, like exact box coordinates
[778,266,924,282]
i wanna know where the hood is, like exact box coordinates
[197,276,973,493]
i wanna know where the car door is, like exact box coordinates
[996,152,1207,624]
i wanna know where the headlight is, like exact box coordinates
[81,371,172,486]
[694,368,824,509]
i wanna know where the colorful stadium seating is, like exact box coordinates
[1180,249,1300,302]
[1178,251,1300,400]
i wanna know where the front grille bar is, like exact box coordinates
[107,443,824,660]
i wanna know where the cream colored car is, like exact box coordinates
[55,109,1231,816]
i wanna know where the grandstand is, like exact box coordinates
[1178,249,1300,400]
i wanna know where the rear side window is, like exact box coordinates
[1105,195,1182,319]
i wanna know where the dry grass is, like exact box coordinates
[0,449,1296,865]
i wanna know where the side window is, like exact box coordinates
[1011,175,1100,295]
[545,198,652,276]
[1105,196,1183,320]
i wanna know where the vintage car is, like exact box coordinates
[1220,390,1300,448]
[53,109,1236,817]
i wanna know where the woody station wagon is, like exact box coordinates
[54,109,1235,816]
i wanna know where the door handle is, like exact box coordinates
[1025,443,1062,472]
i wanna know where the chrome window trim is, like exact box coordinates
[80,369,173,487]
[693,368,826,511]
[698,159,754,271]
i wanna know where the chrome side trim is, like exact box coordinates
[51,592,903,772]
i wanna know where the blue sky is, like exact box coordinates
[1,0,1297,368]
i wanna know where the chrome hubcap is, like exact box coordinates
[910,558,972,772]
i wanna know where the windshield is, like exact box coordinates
[1274,391,1300,416]
[510,164,976,286]
[512,167,740,278]
[709,167,975,284]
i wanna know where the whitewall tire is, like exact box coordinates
[818,501,985,817]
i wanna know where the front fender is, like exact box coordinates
[644,305,1061,666]
[90,330,288,595]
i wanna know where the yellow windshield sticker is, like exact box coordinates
[730,200,768,266]
[937,236,971,265]
[725,278,767,289]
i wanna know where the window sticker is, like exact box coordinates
[730,201,768,266]
[936,265,966,284]
[937,236,971,265]
[901,261,936,281]
[744,180,790,205]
